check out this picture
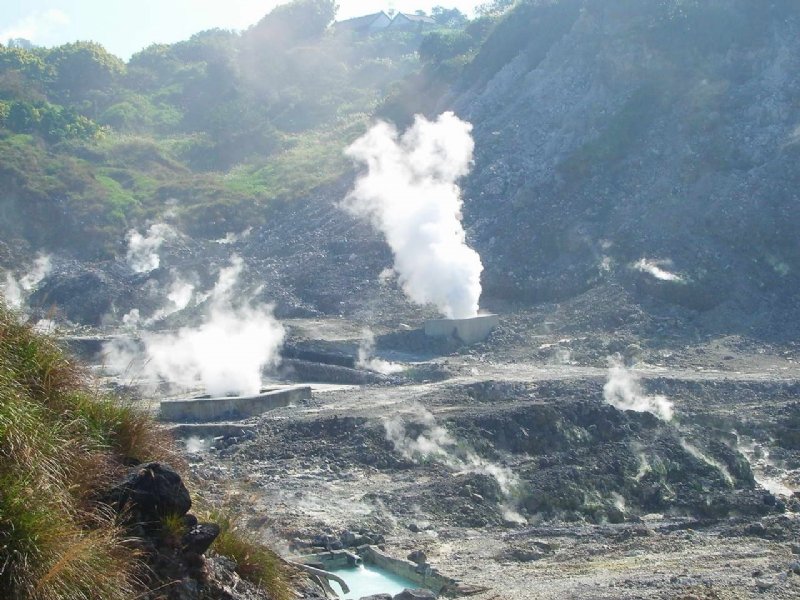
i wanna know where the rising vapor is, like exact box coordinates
[104,255,284,396]
[126,223,176,273]
[343,112,483,319]
[603,357,674,421]
[384,406,524,522]
[357,328,403,375]
[3,254,52,309]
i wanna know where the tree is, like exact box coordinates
[6,101,39,132]
[45,42,125,102]
[431,6,468,27]
[0,46,52,84]
[476,0,515,17]
[419,31,474,63]
[249,0,338,47]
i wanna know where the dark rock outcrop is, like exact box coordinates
[104,462,192,524]
[182,523,221,555]
[393,590,436,600]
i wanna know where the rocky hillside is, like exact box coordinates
[449,0,800,336]
[6,0,800,340]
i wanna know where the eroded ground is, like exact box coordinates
[160,312,800,599]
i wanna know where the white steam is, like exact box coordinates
[215,227,252,245]
[357,329,403,375]
[104,255,284,396]
[3,254,52,309]
[633,258,683,282]
[736,435,795,497]
[384,407,524,522]
[147,275,196,324]
[3,273,22,308]
[126,223,176,273]
[680,438,733,485]
[343,112,483,319]
[603,357,674,421]
[120,273,195,327]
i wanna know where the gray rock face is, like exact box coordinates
[443,0,800,336]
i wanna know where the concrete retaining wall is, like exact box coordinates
[297,549,362,570]
[424,314,500,345]
[358,545,452,595]
[159,386,311,422]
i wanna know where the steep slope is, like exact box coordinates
[446,0,800,337]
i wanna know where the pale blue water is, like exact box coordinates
[329,564,422,599]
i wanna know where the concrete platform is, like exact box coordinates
[159,385,311,422]
[424,314,500,345]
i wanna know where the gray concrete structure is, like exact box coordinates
[159,386,311,422]
[424,314,500,345]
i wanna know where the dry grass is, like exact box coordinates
[0,302,299,599]
[0,304,152,599]
[207,510,295,600]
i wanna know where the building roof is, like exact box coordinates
[394,12,437,25]
[335,11,391,30]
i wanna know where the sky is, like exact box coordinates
[0,1,487,60]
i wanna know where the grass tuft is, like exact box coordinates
[0,301,300,599]
[207,510,295,600]
[0,303,150,599]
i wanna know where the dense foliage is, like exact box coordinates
[0,0,492,260]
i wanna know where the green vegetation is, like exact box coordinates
[0,301,172,598]
[207,510,294,600]
[0,301,299,598]
[0,0,516,258]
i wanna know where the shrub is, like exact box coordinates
[207,510,294,600]
[0,302,172,598]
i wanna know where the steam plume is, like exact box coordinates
[633,258,683,282]
[384,407,524,522]
[357,329,403,375]
[126,223,176,273]
[3,254,52,309]
[105,255,284,396]
[603,357,674,421]
[343,112,483,319]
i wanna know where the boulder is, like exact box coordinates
[105,462,191,524]
[29,267,124,325]
[407,550,427,564]
[341,529,357,546]
[393,590,436,600]
[182,523,221,555]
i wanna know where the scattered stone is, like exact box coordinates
[504,543,553,563]
[407,550,427,564]
[393,590,436,600]
[182,523,221,555]
[755,578,775,591]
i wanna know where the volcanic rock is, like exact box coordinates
[104,462,192,524]
[393,590,436,600]
[182,523,221,555]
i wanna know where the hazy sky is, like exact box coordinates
[0,1,486,60]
